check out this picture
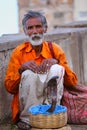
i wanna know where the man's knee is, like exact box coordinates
[46,64,65,83]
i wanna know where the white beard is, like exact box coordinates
[28,34,44,46]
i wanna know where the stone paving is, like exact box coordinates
[0,123,18,130]
[0,123,87,130]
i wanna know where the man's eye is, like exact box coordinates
[36,25,42,28]
[27,25,42,30]
[27,26,33,30]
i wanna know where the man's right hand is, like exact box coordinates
[18,61,39,74]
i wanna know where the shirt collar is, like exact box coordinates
[25,42,32,52]
[41,41,50,58]
[20,41,49,58]
[19,41,33,52]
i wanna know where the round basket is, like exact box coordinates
[31,125,71,130]
[29,105,67,129]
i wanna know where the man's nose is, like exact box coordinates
[32,27,37,34]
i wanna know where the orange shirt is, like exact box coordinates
[4,41,78,123]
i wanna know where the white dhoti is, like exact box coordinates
[19,64,65,124]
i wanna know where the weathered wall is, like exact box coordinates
[0,25,87,123]
[18,0,73,32]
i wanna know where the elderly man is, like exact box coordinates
[4,10,78,130]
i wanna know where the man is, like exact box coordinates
[4,10,78,130]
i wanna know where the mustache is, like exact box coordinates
[31,34,43,40]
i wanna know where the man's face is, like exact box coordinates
[24,17,46,46]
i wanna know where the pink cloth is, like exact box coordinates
[62,84,87,124]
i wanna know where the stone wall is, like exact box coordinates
[0,34,27,123]
[0,23,87,123]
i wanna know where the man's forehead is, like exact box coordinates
[26,17,42,26]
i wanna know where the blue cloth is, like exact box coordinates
[28,104,67,115]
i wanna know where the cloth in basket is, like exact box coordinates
[29,104,67,115]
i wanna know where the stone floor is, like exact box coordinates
[0,123,87,130]
[0,118,87,130]
[0,123,18,130]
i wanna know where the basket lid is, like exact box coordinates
[28,104,67,115]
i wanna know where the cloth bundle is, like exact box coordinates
[62,84,87,124]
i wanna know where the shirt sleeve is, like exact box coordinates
[4,48,21,94]
[52,43,78,87]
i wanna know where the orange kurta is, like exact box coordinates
[4,41,78,123]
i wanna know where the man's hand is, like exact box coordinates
[19,61,39,74]
[19,58,58,74]
[40,58,58,73]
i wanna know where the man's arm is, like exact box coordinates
[52,43,78,87]
[4,49,21,94]
[59,52,78,87]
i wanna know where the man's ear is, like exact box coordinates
[23,26,28,35]
[44,26,48,33]
[25,31,28,35]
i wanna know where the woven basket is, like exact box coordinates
[31,125,71,130]
[29,110,67,128]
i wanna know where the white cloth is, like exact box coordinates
[19,64,65,124]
